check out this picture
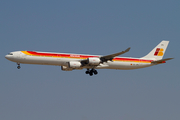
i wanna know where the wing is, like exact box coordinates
[100,47,131,62]
[151,58,174,64]
[80,47,131,66]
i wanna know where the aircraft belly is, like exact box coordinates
[19,56,67,66]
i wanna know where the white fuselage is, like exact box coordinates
[5,41,172,76]
[5,51,153,70]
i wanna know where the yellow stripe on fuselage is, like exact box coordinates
[21,51,32,55]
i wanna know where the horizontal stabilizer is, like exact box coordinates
[151,58,174,64]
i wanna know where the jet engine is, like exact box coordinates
[61,61,82,71]
[68,61,82,68]
[87,58,101,65]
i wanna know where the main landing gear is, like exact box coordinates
[85,69,98,76]
[17,63,21,69]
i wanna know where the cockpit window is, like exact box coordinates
[8,53,13,55]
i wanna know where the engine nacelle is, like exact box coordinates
[88,57,101,65]
[68,61,82,68]
[61,66,73,71]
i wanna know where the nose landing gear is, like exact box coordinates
[85,69,98,76]
[17,63,21,69]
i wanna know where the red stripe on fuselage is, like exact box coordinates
[26,51,98,59]
[26,51,152,62]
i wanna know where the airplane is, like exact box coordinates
[5,40,173,76]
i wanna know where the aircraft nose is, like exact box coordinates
[5,54,12,60]
[5,55,9,59]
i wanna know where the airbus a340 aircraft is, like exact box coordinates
[5,40,173,76]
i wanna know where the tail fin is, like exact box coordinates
[141,40,169,60]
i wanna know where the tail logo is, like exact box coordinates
[154,48,164,56]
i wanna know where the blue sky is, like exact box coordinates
[1,1,180,120]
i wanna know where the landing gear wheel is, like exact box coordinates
[85,69,98,76]
[93,70,98,75]
[89,71,93,76]
[17,66,21,69]
[85,71,90,74]
[17,63,21,69]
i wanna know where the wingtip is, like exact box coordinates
[169,58,174,60]
[126,47,131,52]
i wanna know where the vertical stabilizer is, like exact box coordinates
[141,40,169,60]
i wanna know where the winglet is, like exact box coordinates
[124,47,131,53]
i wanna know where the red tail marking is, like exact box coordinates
[154,48,160,56]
